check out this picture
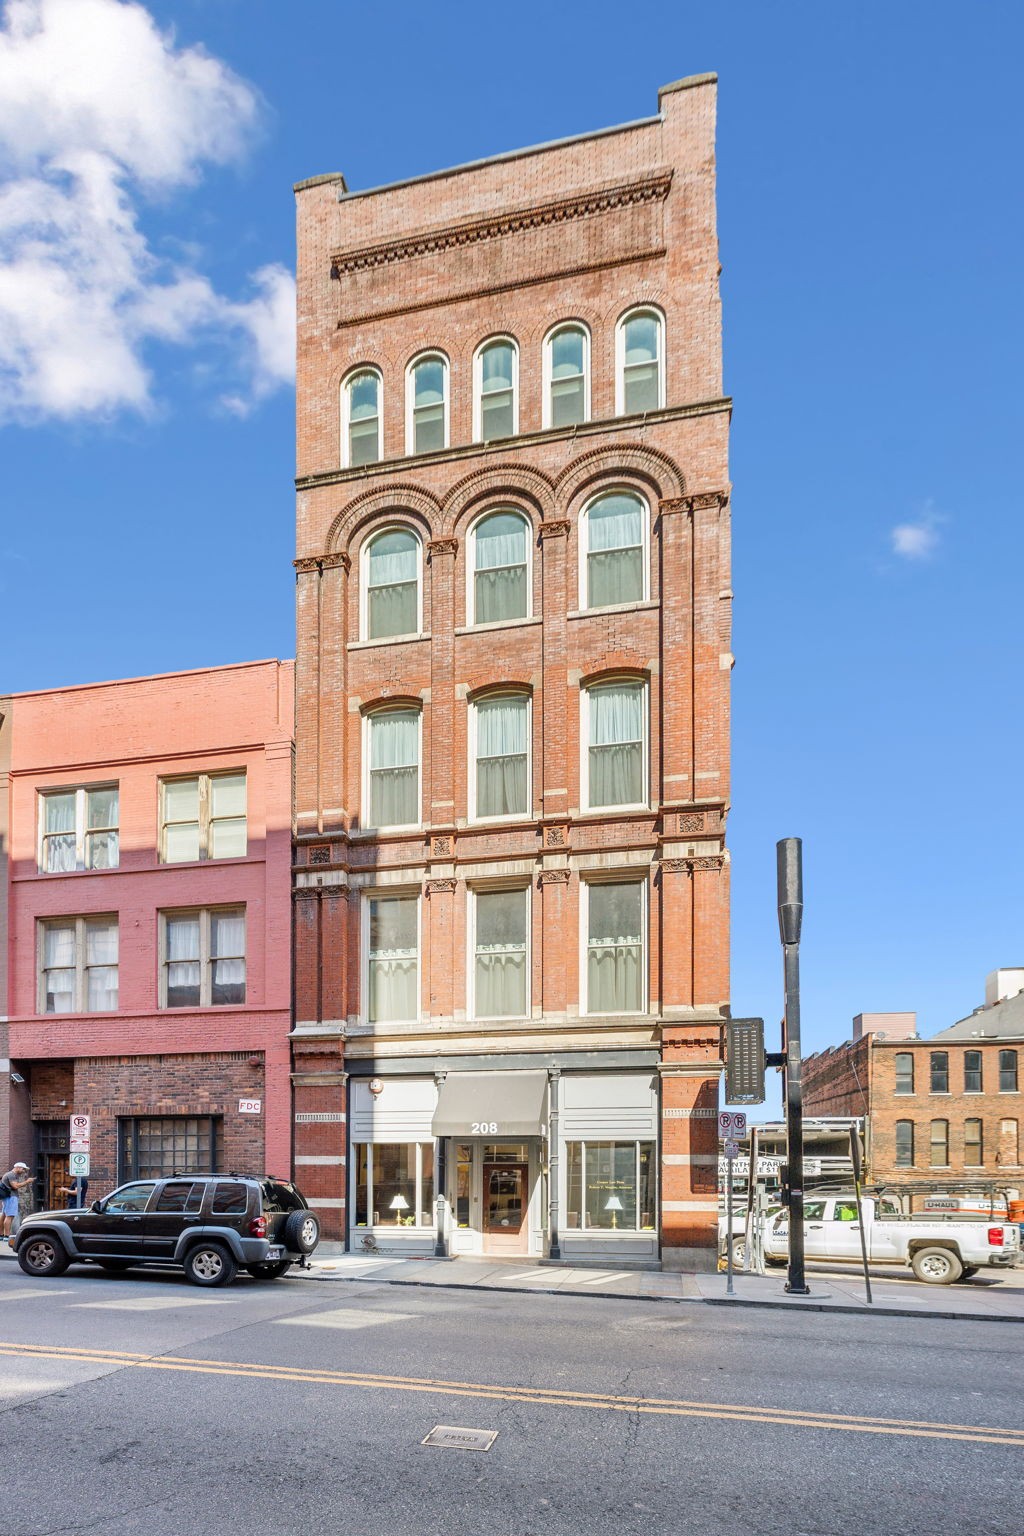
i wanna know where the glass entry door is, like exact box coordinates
[482,1160,529,1253]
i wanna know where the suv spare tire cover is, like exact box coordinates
[282,1208,320,1253]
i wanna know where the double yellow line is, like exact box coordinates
[2,1340,1022,1447]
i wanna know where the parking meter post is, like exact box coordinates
[777,837,810,1296]
[725,1154,735,1296]
[850,1125,873,1305]
[744,1125,759,1273]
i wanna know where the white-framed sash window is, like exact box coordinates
[161,907,246,1008]
[469,509,530,625]
[366,893,419,1024]
[583,679,646,810]
[343,368,382,467]
[584,879,645,1015]
[39,914,119,1014]
[471,886,529,1019]
[407,353,448,454]
[364,527,421,640]
[160,772,247,863]
[583,491,647,609]
[365,708,421,828]
[40,785,119,872]
[475,338,518,442]
[616,307,664,415]
[543,323,589,428]
[471,692,529,819]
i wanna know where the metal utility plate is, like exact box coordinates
[422,1425,497,1453]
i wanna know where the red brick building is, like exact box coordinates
[292,75,731,1267]
[1,661,294,1204]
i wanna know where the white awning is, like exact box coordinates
[431,1071,548,1139]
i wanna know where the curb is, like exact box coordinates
[292,1268,1024,1324]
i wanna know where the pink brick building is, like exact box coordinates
[0,660,294,1207]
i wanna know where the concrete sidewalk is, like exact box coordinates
[295,1249,1024,1323]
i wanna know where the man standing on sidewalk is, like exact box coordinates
[1,1162,33,1245]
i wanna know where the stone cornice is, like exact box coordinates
[294,551,351,574]
[330,172,672,278]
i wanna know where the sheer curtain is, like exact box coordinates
[85,920,118,1011]
[369,897,418,1022]
[587,883,643,1013]
[211,911,246,1004]
[474,512,527,622]
[368,531,418,638]
[43,792,76,872]
[166,915,201,1006]
[476,695,527,816]
[370,711,419,826]
[587,494,643,608]
[85,787,119,870]
[44,924,76,1012]
[475,889,527,1017]
[588,683,643,806]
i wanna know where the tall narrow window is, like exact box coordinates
[617,308,664,414]
[545,324,588,427]
[929,1119,949,1167]
[474,694,528,819]
[344,369,381,467]
[964,1050,983,1093]
[894,1053,914,1094]
[894,1120,914,1167]
[964,1118,984,1166]
[40,786,119,872]
[365,528,420,639]
[586,680,645,809]
[408,354,448,453]
[1000,1119,1020,1165]
[367,895,418,1023]
[930,1052,949,1093]
[585,492,646,608]
[999,1049,1018,1092]
[473,887,528,1018]
[476,339,517,442]
[40,916,118,1013]
[586,881,644,1015]
[471,510,529,624]
[367,709,420,828]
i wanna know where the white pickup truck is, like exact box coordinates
[765,1192,1020,1283]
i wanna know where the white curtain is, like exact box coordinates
[86,921,118,1011]
[211,911,246,1003]
[589,683,643,806]
[587,495,643,607]
[85,787,119,869]
[481,344,514,392]
[370,712,419,825]
[475,513,527,622]
[44,924,76,1012]
[166,915,200,1002]
[476,696,527,816]
[368,532,418,638]
[369,898,417,1022]
[164,779,200,863]
[43,793,76,872]
[475,890,527,1017]
[587,884,643,1013]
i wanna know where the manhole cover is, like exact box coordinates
[422,1425,497,1453]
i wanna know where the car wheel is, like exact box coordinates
[911,1246,963,1285]
[730,1237,747,1268]
[282,1209,320,1254]
[959,1265,979,1280]
[247,1261,292,1280]
[97,1260,134,1273]
[183,1243,238,1288]
[17,1235,70,1278]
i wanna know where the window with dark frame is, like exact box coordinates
[930,1051,949,1094]
[118,1116,221,1182]
[929,1118,949,1167]
[964,1118,984,1166]
[894,1119,914,1167]
[894,1052,915,1094]
[964,1050,983,1093]
[1000,1049,1019,1093]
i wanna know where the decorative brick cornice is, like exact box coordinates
[557,443,685,505]
[427,537,459,557]
[539,519,571,540]
[294,551,351,575]
[425,878,458,895]
[538,868,571,885]
[330,172,672,277]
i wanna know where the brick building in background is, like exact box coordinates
[292,75,731,1267]
[1,661,294,1203]
[803,977,1024,1205]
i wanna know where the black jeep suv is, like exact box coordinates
[13,1174,320,1287]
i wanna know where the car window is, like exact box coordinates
[261,1180,303,1213]
[210,1180,248,1216]
[105,1183,157,1213]
[878,1197,901,1220]
[803,1201,826,1221]
[155,1181,200,1213]
[185,1183,204,1213]
[831,1200,859,1222]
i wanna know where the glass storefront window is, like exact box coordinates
[353,1142,434,1228]
[565,1140,656,1232]
[456,1144,472,1228]
[483,1143,529,1162]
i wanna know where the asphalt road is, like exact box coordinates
[1,1259,1022,1536]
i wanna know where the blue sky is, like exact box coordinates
[2,0,1022,1088]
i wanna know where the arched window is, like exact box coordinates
[894,1120,914,1167]
[544,323,589,428]
[363,527,421,640]
[342,369,382,467]
[365,707,421,828]
[471,692,529,819]
[616,308,664,415]
[475,338,518,442]
[582,679,647,811]
[407,353,448,454]
[470,510,530,625]
[582,491,647,609]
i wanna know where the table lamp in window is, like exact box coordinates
[605,1195,623,1230]
[389,1194,409,1225]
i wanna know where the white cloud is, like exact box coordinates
[890,504,945,561]
[0,0,294,423]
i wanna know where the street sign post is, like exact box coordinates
[70,1152,90,1178]
[718,1116,746,1297]
[69,1114,91,1152]
[718,1110,747,1141]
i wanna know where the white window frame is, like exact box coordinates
[615,306,666,416]
[341,365,383,469]
[578,488,650,611]
[38,784,119,873]
[159,906,247,1010]
[158,772,247,864]
[405,351,450,456]
[360,524,424,642]
[468,883,531,1021]
[473,335,519,443]
[564,1139,657,1232]
[466,508,532,627]
[468,690,531,822]
[580,677,649,813]
[361,889,421,1027]
[542,322,591,430]
[362,706,423,831]
[37,914,119,1015]
[580,877,648,1017]
[352,1141,435,1229]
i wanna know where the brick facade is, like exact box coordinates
[293,77,731,1266]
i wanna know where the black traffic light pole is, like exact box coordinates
[778,837,810,1296]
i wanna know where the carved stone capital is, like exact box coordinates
[294,551,351,575]
[538,867,571,885]
[425,877,458,895]
[663,854,726,874]
[539,519,571,540]
[684,491,729,514]
[658,497,692,517]
[427,537,459,557]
